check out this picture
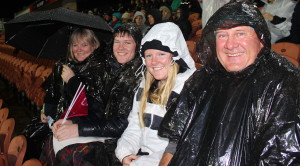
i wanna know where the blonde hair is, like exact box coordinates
[139,62,179,127]
[67,28,100,62]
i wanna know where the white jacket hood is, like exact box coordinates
[140,22,196,73]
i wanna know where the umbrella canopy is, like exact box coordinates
[4,7,113,60]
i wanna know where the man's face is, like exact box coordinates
[215,26,263,72]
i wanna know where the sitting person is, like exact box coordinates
[40,23,144,165]
[159,0,300,165]
[132,11,149,36]
[115,22,196,166]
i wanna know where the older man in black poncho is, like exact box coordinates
[158,0,300,165]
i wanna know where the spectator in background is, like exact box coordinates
[103,10,113,24]
[145,8,162,34]
[87,10,94,15]
[133,11,149,36]
[188,0,202,16]
[272,0,300,44]
[122,12,132,24]
[109,12,122,30]
[159,6,172,22]
[261,0,297,44]
[174,3,192,40]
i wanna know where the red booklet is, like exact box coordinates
[60,83,88,119]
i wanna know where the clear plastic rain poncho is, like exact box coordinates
[202,0,230,27]
[158,0,300,165]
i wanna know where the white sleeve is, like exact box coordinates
[115,91,142,162]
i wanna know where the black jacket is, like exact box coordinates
[77,52,143,138]
[43,48,106,130]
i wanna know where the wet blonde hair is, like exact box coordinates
[68,28,100,62]
[139,62,179,127]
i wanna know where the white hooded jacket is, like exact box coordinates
[115,22,196,166]
[261,0,297,43]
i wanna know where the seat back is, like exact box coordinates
[22,159,42,166]
[0,118,15,154]
[34,65,46,78]
[40,67,53,79]
[271,42,300,66]
[0,108,9,129]
[7,135,27,166]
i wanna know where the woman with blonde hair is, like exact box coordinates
[115,22,196,166]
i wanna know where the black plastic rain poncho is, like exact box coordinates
[77,23,144,138]
[158,0,300,165]
[43,47,105,124]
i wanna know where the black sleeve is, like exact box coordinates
[271,15,286,25]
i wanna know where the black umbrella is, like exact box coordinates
[4,7,113,60]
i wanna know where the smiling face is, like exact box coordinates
[113,33,137,64]
[71,38,96,62]
[215,26,263,72]
[144,49,173,81]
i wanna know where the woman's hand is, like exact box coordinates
[52,119,78,141]
[122,155,139,166]
[61,65,75,83]
[40,113,48,123]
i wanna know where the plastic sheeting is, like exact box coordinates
[202,0,230,28]
[159,0,300,165]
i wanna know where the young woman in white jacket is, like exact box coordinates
[115,22,196,166]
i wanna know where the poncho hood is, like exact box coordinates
[199,0,271,73]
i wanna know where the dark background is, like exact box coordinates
[0,0,121,21]
[0,0,36,20]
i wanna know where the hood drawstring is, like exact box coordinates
[135,63,146,78]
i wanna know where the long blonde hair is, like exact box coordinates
[139,62,179,127]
